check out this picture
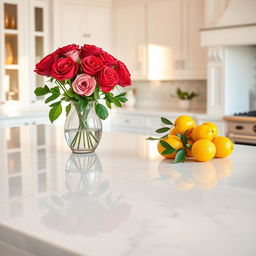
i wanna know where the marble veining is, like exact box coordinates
[0,125,256,256]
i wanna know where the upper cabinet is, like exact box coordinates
[114,0,207,80]
[115,2,147,80]
[0,0,50,111]
[54,0,112,52]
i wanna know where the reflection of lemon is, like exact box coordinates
[190,162,216,184]
[174,115,195,134]
[157,135,183,159]
[191,124,215,141]
[202,122,218,137]
[196,177,218,190]
[175,178,194,190]
[212,158,233,178]
[191,139,216,162]
[212,136,234,158]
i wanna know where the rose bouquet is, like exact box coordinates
[34,44,131,153]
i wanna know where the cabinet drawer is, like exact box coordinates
[228,122,256,135]
[111,115,145,128]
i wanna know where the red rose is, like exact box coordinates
[52,57,78,81]
[81,56,104,76]
[97,66,119,93]
[97,51,117,67]
[57,44,80,62]
[34,53,57,76]
[79,44,102,59]
[115,61,131,87]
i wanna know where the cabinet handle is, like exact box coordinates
[24,122,29,126]
[175,60,180,69]
[83,33,91,38]
[181,60,186,69]
[235,125,244,130]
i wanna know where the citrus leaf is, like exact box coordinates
[173,148,186,163]
[161,117,173,125]
[162,148,176,155]
[49,104,62,123]
[146,137,160,141]
[155,127,170,133]
[95,103,109,120]
[160,140,175,152]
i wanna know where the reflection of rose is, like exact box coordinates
[41,194,131,236]
[41,153,131,236]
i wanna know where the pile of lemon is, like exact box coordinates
[158,115,234,162]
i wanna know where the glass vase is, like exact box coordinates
[64,102,102,154]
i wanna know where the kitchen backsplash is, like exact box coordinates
[132,80,207,111]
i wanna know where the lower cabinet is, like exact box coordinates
[110,111,226,136]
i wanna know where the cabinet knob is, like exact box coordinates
[83,33,91,38]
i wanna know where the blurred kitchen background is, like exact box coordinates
[0,0,256,145]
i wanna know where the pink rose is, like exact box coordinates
[97,51,117,67]
[52,57,78,81]
[81,56,104,76]
[57,44,80,62]
[34,52,57,76]
[97,66,119,93]
[115,61,131,87]
[72,74,96,96]
[79,44,102,59]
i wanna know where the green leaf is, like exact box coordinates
[65,88,75,98]
[160,134,168,139]
[146,137,160,141]
[77,99,88,112]
[49,101,61,107]
[162,148,176,155]
[105,99,112,109]
[173,149,186,163]
[161,117,173,125]
[45,93,59,103]
[112,98,122,108]
[186,143,192,148]
[116,96,128,103]
[66,103,71,116]
[93,88,100,100]
[50,86,60,95]
[49,104,62,123]
[95,103,109,120]
[155,127,170,133]
[159,140,176,153]
[34,85,50,96]
[116,92,126,97]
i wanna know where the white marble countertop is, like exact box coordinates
[0,125,256,256]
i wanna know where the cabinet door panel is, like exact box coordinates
[182,0,207,78]
[147,0,182,80]
[115,3,146,80]
[83,6,112,52]
[60,4,84,45]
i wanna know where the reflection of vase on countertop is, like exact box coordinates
[5,42,14,64]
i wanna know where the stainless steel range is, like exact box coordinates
[224,111,256,146]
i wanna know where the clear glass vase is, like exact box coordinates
[64,102,102,154]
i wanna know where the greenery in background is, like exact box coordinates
[34,79,128,123]
[146,117,191,163]
[175,88,199,100]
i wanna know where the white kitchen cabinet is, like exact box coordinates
[114,0,206,80]
[115,2,147,80]
[55,0,112,52]
[0,0,50,113]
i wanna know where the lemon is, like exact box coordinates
[174,115,195,134]
[157,135,183,159]
[203,122,218,137]
[212,136,234,158]
[191,124,215,141]
[191,139,216,162]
